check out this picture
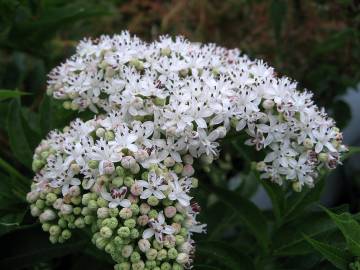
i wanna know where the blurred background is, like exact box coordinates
[0,0,359,269]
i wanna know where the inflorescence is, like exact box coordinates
[28,31,347,269]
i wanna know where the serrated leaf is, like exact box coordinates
[6,99,33,168]
[303,234,351,270]
[323,207,360,256]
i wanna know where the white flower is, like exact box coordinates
[142,211,175,242]
[101,186,131,208]
[89,138,122,175]
[137,171,168,199]
[168,173,192,207]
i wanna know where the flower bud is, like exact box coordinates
[138,239,151,253]
[60,204,73,215]
[164,157,176,167]
[176,253,189,264]
[39,209,56,222]
[121,245,133,258]
[182,164,194,177]
[118,226,131,238]
[182,154,194,165]
[157,249,167,261]
[147,196,159,206]
[262,99,275,110]
[26,191,40,203]
[121,156,136,169]
[303,138,314,149]
[134,149,149,162]
[69,186,81,197]
[131,182,143,196]
[88,160,99,169]
[70,163,81,174]
[137,215,149,226]
[100,226,113,238]
[119,208,132,219]
[30,205,41,217]
[139,203,150,215]
[146,249,157,260]
[102,160,115,175]
[130,163,140,174]
[49,225,61,236]
[167,247,178,259]
[97,207,110,219]
[292,181,302,192]
[164,206,177,218]
[104,130,115,141]
[96,128,105,138]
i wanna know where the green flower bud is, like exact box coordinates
[104,130,115,141]
[58,218,67,228]
[49,235,58,244]
[112,176,124,187]
[81,206,91,216]
[191,177,199,188]
[152,240,163,251]
[146,249,158,260]
[132,260,145,270]
[74,217,85,228]
[109,207,119,217]
[119,208,133,219]
[121,244,133,258]
[116,166,125,177]
[160,262,171,270]
[88,199,98,211]
[124,218,136,229]
[175,235,185,246]
[82,193,92,205]
[173,214,184,223]
[88,159,99,170]
[73,207,81,215]
[173,163,183,174]
[95,237,108,250]
[42,223,51,232]
[115,262,131,270]
[84,215,94,225]
[130,228,139,239]
[157,249,167,261]
[49,225,61,236]
[167,248,178,259]
[141,171,149,180]
[118,226,130,238]
[319,153,328,162]
[32,159,45,172]
[30,205,41,217]
[160,47,171,57]
[105,242,116,254]
[97,197,108,208]
[130,204,140,216]
[124,176,134,187]
[100,226,113,238]
[147,196,159,206]
[131,251,141,263]
[35,199,45,209]
[61,229,72,240]
[138,239,151,253]
[148,210,158,219]
[172,263,183,270]
[162,198,172,207]
[114,236,124,246]
[164,206,176,218]
[46,193,57,204]
[179,228,187,237]
[145,260,157,269]
[97,207,110,219]
[71,196,81,205]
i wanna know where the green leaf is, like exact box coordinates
[342,146,360,160]
[39,95,54,136]
[196,241,255,270]
[303,234,351,270]
[323,207,360,256]
[0,211,28,237]
[203,182,269,252]
[6,99,33,168]
[273,206,349,256]
[283,173,327,222]
[0,89,29,101]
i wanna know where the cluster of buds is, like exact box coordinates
[28,116,204,269]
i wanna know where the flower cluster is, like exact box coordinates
[29,31,347,269]
[27,116,204,270]
[47,31,346,189]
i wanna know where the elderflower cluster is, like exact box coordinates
[47,31,346,189]
[27,116,205,270]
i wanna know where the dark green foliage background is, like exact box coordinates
[0,1,360,269]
